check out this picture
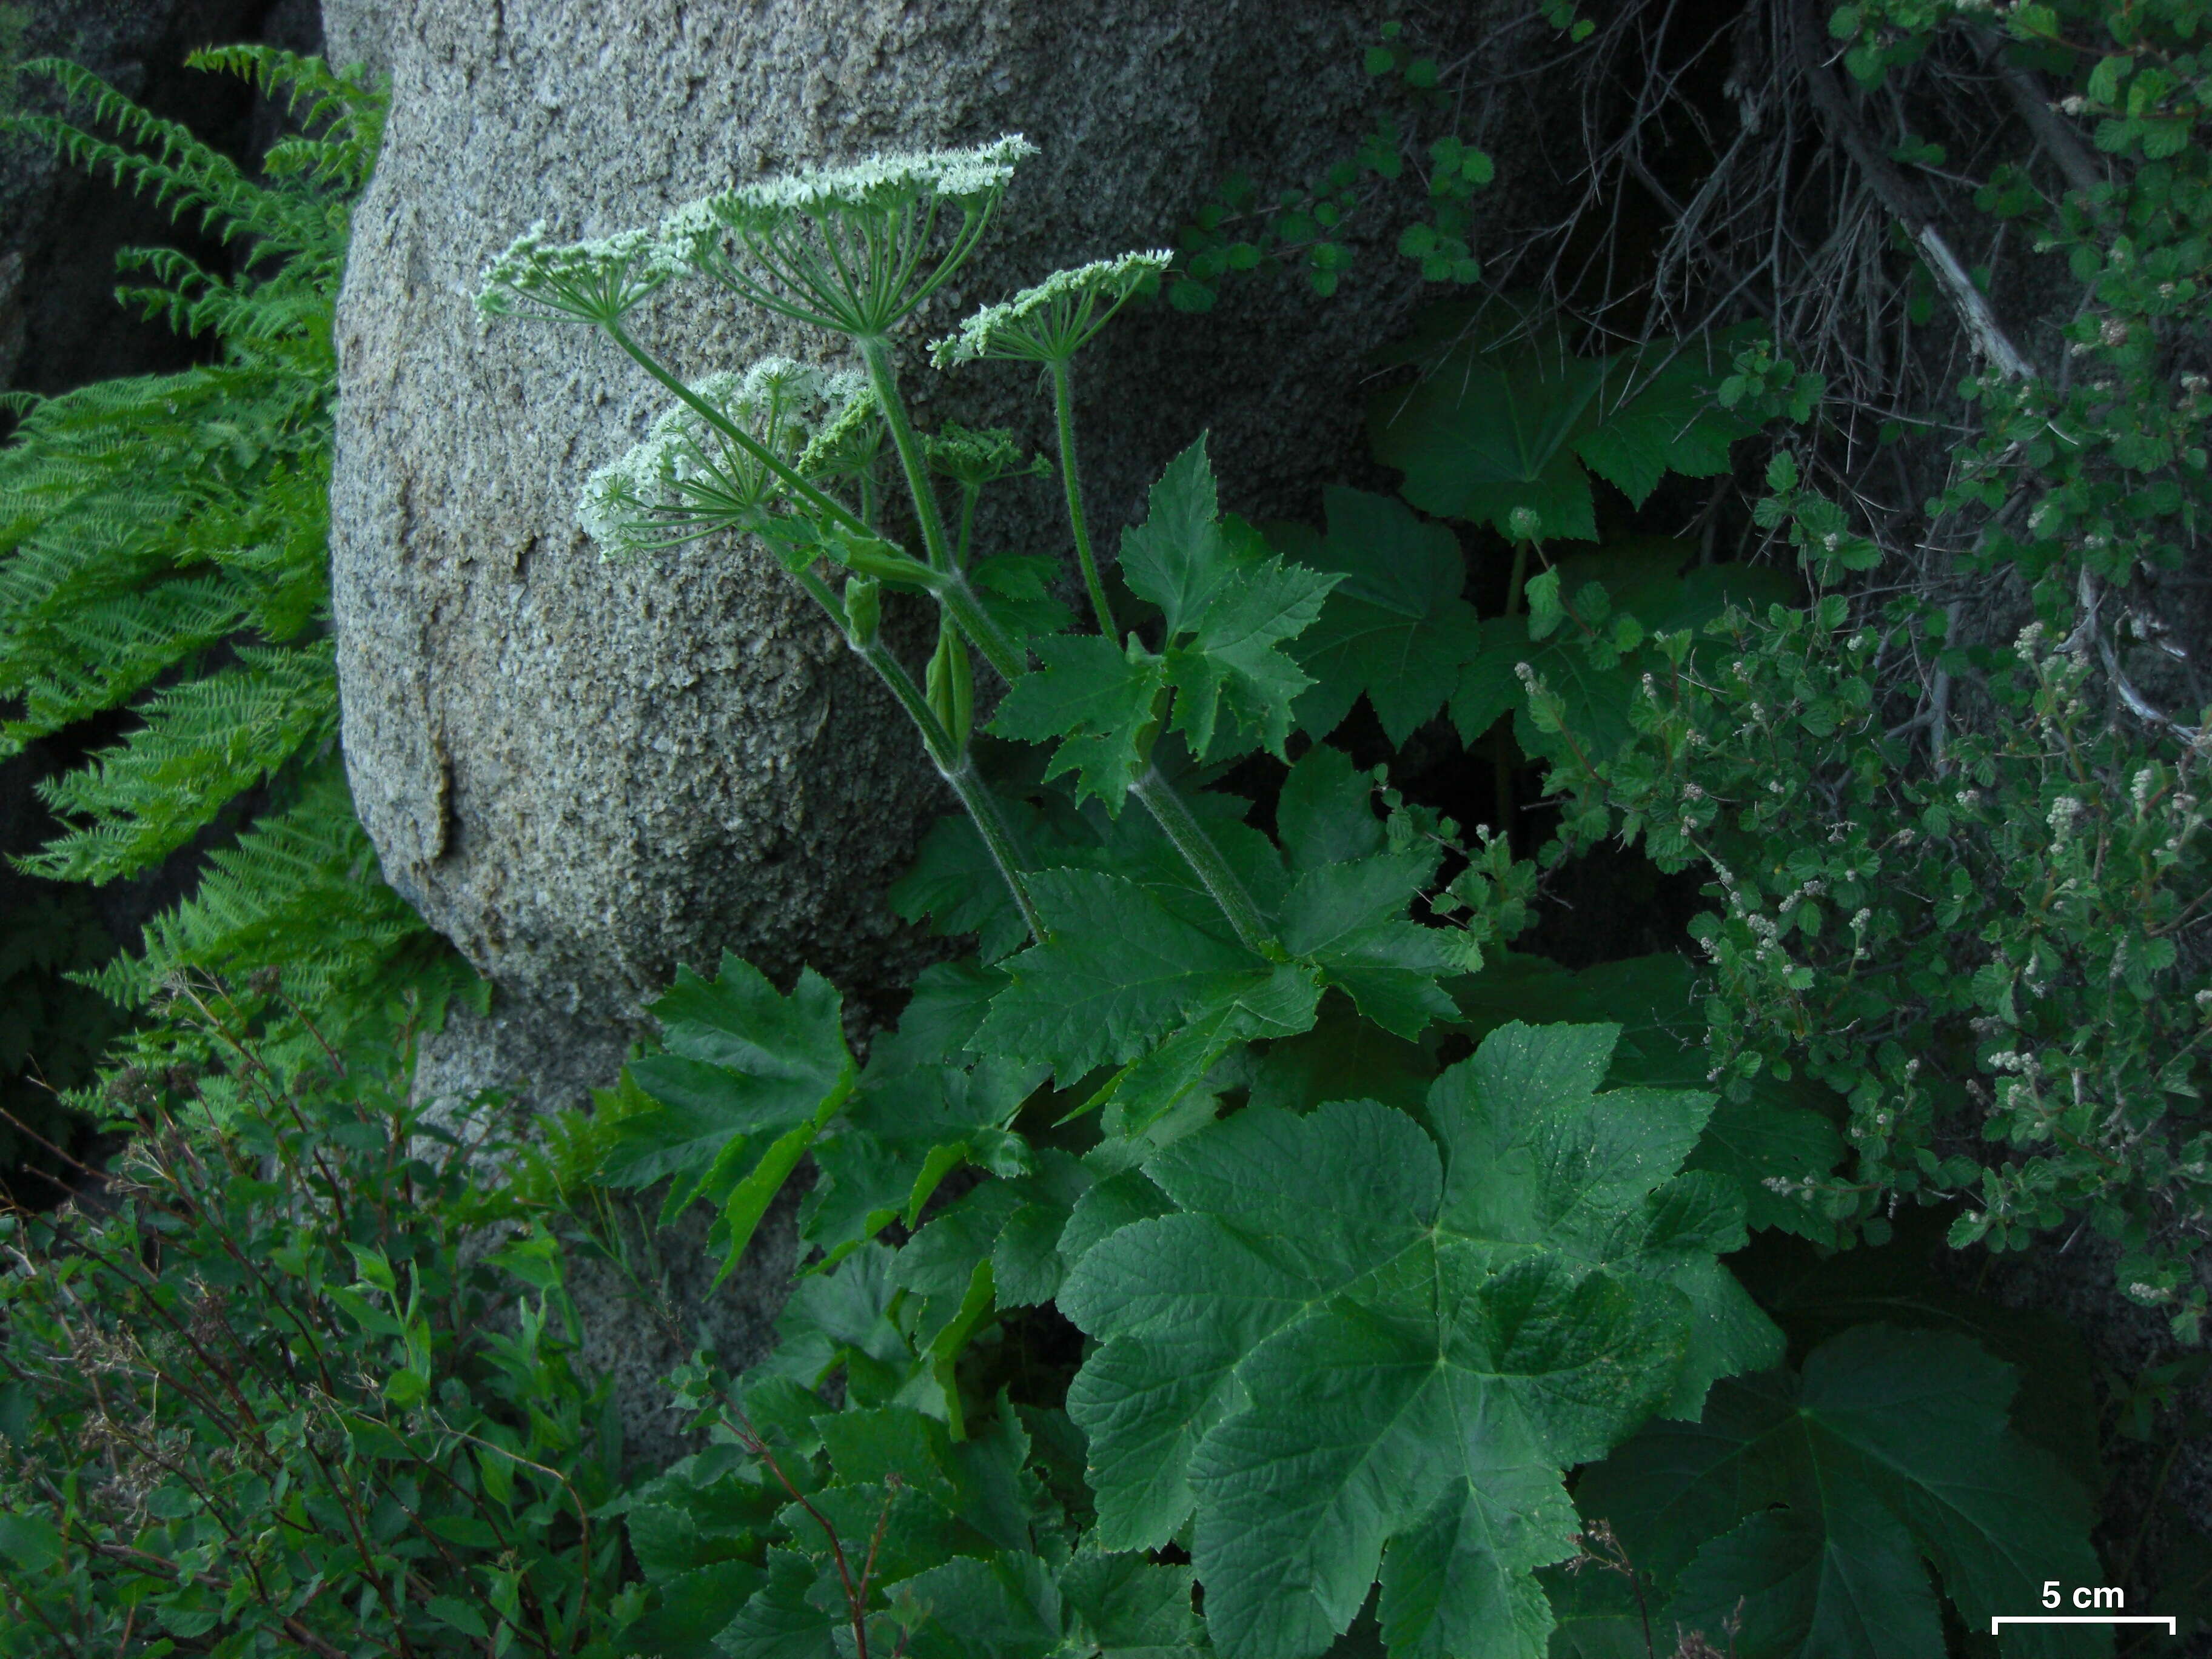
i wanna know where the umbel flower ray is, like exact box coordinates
[474,223,682,326]
[931,247,1171,367]
[576,358,872,562]
[654,134,1037,338]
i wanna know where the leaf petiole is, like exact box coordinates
[1051,357,1116,634]
[1131,763,1281,959]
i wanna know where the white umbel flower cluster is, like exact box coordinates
[658,133,1037,255]
[576,357,870,559]
[931,249,1172,367]
[474,221,683,322]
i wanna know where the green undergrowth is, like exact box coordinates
[4,4,2211,1655]
[0,47,481,1161]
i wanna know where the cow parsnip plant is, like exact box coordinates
[474,136,2102,1659]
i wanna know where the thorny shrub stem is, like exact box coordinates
[1050,356,1116,634]
[736,1413,877,1659]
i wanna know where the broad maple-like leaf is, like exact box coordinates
[803,1056,1043,1267]
[968,552,1073,649]
[1279,853,1473,1038]
[1267,743,1472,1041]
[1370,321,1607,540]
[1577,341,1758,508]
[1061,1022,1780,1659]
[1367,306,1754,541]
[1275,739,1386,869]
[1447,951,1845,1241]
[1282,488,1484,745]
[989,632,1165,809]
[974,868,1267,1081]
[888,812,1034,965]
[602,954,856,1278]
[800,962,1048,1265]
[1577,1325,2107,1659]
[993,437,1336,802]
[891,797,1104,963]
[893,1546,1205,1659]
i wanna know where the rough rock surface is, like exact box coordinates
[324,0,1513,1030]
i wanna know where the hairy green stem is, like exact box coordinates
[1050,357,1116,635]
[1131,764,1281,959]
[790,565,1038,941]
[956,483,979,571]
[931,572,1025,680]
[940,759,1044,942]
[606,323,1035,935]
[856,334,1026,678]
[857,334,954,571]
[603,320,870,541]
[790,568,953,756]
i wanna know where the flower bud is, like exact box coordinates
[843,575,882,646]
[927,627,974,748]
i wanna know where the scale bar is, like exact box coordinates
[1992,1617,2177,1633]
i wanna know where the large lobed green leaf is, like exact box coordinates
[1575,1324,2108,1659]
[991,436,1337,807]
[977,745,1475,1101]
[605,956,854,1221]
[1061,1021,1780,1659]
[1447,951,1845,1241]
[1366,308,1755,542]
[1279,488,1483,746]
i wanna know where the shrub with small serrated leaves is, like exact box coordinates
[1517,0,2212,1344]
[0,973,642,1655]
[1165,20,1496,312]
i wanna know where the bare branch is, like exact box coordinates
[1788,0,2038,378]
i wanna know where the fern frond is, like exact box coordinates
[108,246,342,360]
[0,577,254,750]
[0,366,313,544]
[0,506,179,622]
[0,369,330,688]
[183,460,333,640]
[19,640,339,881]
[2,44,424,1102]
[78,762,426,1012]
[186,46,387,190]
[109,246,243,339]
[1,64,326,263]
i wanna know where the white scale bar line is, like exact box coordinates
[1991,1617,2177,1632]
